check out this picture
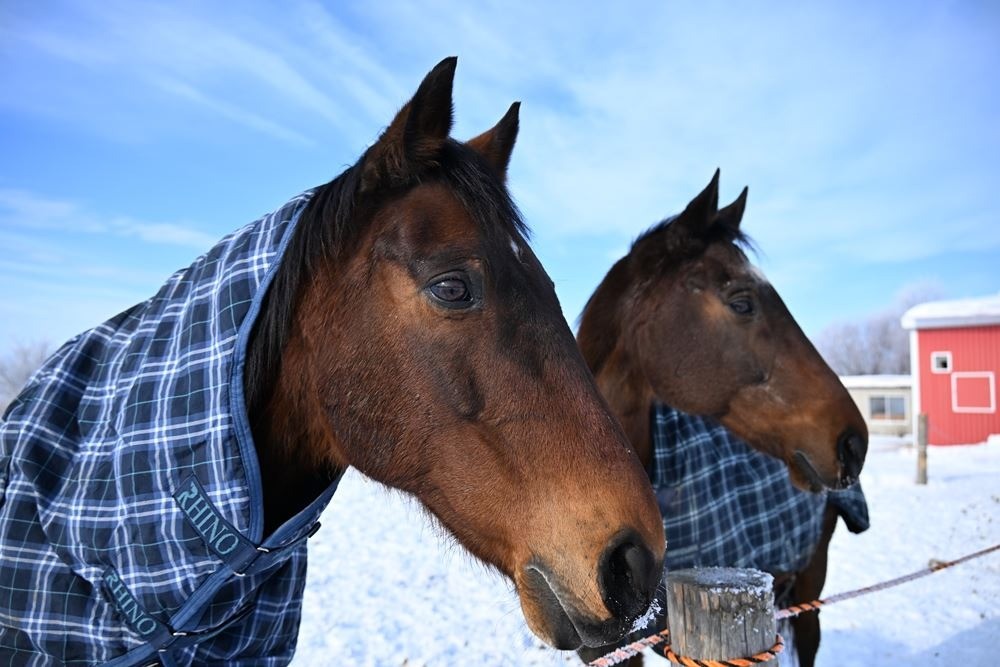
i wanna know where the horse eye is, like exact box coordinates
[729,297,755,316]
[429,278,471,304]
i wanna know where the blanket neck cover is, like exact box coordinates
[648,403,869,576]
[0,190,342,666]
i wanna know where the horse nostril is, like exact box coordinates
[598,536,658,623]
[837,430,867,483]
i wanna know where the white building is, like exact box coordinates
[840,374,913,438]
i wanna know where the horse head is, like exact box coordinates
[578,170,867,491]
[248,58,665,649]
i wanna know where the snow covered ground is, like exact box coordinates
[294,437,1000,666]
[814,436,999,666]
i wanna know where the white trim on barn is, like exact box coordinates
[910,330,921,439]
[950,371,996,414]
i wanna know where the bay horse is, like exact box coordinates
[576,171,868,666]
[0,58,664,664]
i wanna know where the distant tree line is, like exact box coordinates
[814,285,942,376]
[0,341,52,415]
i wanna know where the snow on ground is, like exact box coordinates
[815,436,999,666]
[295,438,1000,666]
[295,471,575,666]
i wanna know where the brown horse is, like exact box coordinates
[576,171,868,665]
[243,58,666,650]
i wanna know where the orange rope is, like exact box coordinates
[655,632,784,666]
[588,542,999,666]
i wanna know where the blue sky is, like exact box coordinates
[2,1,999,347]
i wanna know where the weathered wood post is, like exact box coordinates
[665,567,777,663]
[916,412,928,485]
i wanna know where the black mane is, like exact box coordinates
[244,139,528,418]
[631,214,755,269]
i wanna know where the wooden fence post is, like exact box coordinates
[916,412,928,485]
[665,567,777,663]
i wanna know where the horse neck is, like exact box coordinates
[251,326,341,535]
[578,260,655,469]
[595,351,655,470]
[245,189,348,535]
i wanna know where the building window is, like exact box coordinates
[930,351,952,374]
[870,395,906,421]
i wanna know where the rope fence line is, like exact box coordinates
[589,631,670,667]
[775,542,1000,620]
[589,542,1000,666]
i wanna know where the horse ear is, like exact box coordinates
[685,169,721,222]
[361,57,457,192]
[466,102,520,180]
[670,169,720,239]
[715,186,748,232]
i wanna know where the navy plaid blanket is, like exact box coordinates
[649,403,868,575]
[0,190,342,666]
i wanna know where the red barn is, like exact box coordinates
[902,294,1000,445]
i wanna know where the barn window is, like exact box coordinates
[930,351,952,374]
[869,395,906,421]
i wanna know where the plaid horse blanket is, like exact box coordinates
[649,403,869,575]
[0,190,343,666]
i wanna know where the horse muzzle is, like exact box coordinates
[836,428,867,487]
[793,427,868,491]
[517,533,662,649]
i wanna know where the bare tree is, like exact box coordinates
[815,283,943,375]
[0,341,52,415]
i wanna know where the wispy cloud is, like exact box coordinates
[0,189,216,249]
[0,189,214,344]
[153,78,315,147]
[0,1,402,145]
[109,217,218,249]
[341,3,1000,265]
[0,189,83,224]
